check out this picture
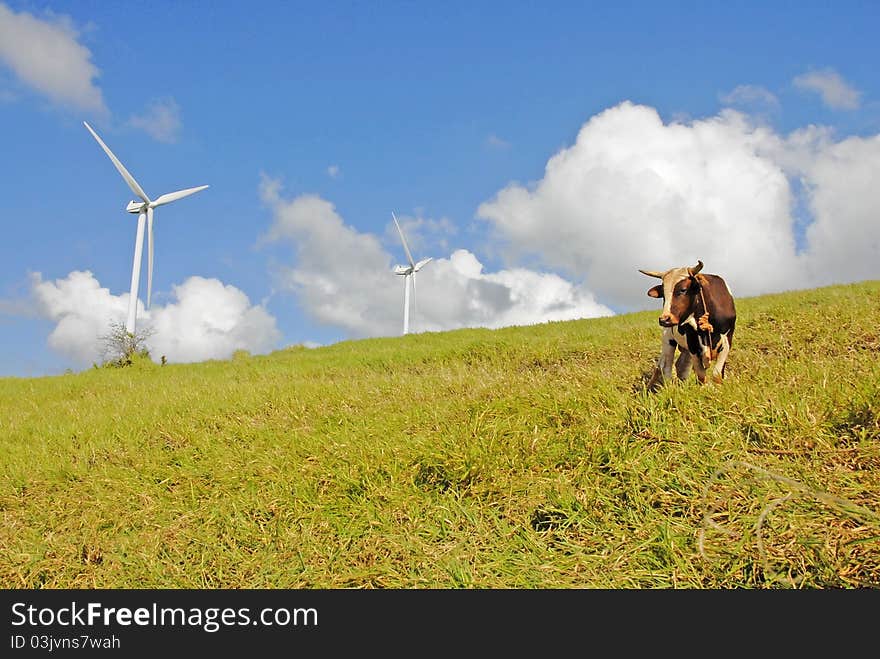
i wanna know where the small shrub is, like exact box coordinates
[99,321,154,368]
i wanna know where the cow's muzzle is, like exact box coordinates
[658,315,676,327]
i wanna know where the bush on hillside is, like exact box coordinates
[99,321,155,368]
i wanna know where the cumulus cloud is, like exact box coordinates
[478,102,800,309]
[0,3,106,114]
[386,213,457,254]
[260,182,395,335]
[414,250,612,333]
[30,271,281,366]
[31,270,130,363]
[259,179,611,337]
[127,97,182,143]
[476,101,880,311]
[793,68,861,110]
[781,130,880,283]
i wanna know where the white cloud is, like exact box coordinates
[30,271,281,366]
[0,3,106,114]
[793,68,861,110]
[327,164,340,178]
[260,180,611,337]
[31,270,130,363]
[146,276,281,362]
[476,101,880,311]
[127,97,182,143]
[260,182,396,336]
[386,213,457,254]
[782,130,880,283]
[478,102,800,310]
[414,250,612,333]
[719,84,779,111]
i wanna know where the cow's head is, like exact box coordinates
[638,260,703,327]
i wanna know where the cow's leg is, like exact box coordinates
[661,333,677,379]
[723,328,734,378]
[648,330,677,390]
[659,331,677,382]
[692,349,708,384]
[710,333,732,383]
[646,365,663,390]
[699,341,712,370]
[675,349,693,381]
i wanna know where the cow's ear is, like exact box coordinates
[647,285,663,298]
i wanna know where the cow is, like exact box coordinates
[638,260,736,389]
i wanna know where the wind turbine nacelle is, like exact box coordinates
[126,200,148,214]
[394,265,413,275]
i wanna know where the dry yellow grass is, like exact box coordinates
[1,281,878,588]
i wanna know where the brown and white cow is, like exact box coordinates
[638,260,736,388]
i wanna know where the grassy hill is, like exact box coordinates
[1,281,878,588]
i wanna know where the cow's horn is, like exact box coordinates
[638,268,664,278]
[687,260,704,277]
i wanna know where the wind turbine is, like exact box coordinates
[83,121,208,335]
[391,212,433,335]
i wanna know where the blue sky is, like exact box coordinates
[1,1,878,377]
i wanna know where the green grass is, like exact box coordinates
[2,281,878,588]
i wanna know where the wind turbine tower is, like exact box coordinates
[83,122,209,334]
[392,212,433,335]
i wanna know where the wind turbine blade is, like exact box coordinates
[147,208,154,309]
[392,212,416,268]
[151,185,210,207]
[415,256,433,271]
[83,121,150,204]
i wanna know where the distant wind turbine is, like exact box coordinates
[392,212,433,335]
[83,121,208,334]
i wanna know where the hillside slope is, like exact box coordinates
[1,281,878,588]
